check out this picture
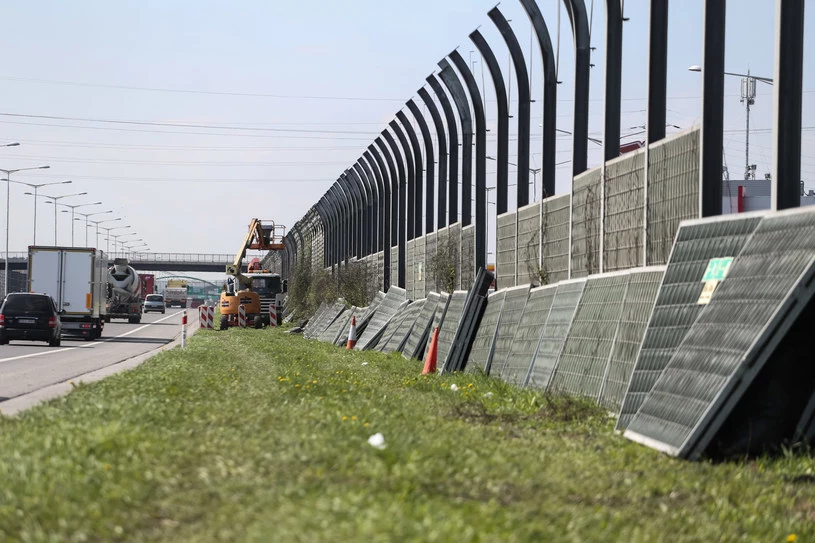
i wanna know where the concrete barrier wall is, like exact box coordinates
[496,211,517,289]
[390,246,399,287]
[570,168,602,278]
[406,239,415,299]
[604,150,645,272]
[646,128,700,265]
[461,225,475,289]
[414,235,426,300]
[541,194,570,285]
[425,232,437,295]
[517,202,542,286]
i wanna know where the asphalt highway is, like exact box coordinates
[0,309,191,408]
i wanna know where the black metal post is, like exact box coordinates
[603,0,623,162]
[489,7,531,207]
[564,0,591,176]
[396,110,424,239]
[390,119,415,243]
[427,74,459,225]
[699,0,725,217]
[438,59,473,226]
[647,0,668,144]
[407,99,435,235]
[368,144,391,289]
[382,130,407,289]
[417,87,447,230]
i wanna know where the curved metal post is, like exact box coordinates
[518,0,558,198]
[448,49,486,271]
[438,59,473,226]
[390,119,415,243]
[339,173,362,260]
[357,158,378,257]
[564,0,591,175]
[352,162,373,257]
[406,99,435,235]
[426,74,459,225]
[380,132,407,288]
[324,191,342,268]
[318,195,334,268]
[346,168,368,258]
[603,0,623,162]
[489,7,531,207]
[329,182,351,264]
[314,199,330,268]
[417,87,446,229]
[374,137,399,251]
[367,144,392,289]
[396,110,423,239]
[470,29,508,213]
[647,0,668,144]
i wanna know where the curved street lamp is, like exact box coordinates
[60,201,102,246]
[15,179,72,245]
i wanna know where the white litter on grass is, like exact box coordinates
[450,384,459,392]
[367,433,386,450]
[361,362,369,366]
[483,392,494,398]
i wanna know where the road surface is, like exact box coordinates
[0,309,193,410]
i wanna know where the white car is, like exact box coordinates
[143,294,166,314]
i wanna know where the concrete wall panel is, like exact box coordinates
[541,194,570,285]
[570,168,602,278]
[604,150,645,272]
[496,211,517,289]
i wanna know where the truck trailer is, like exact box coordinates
[106,258,143,323]
[27,246,108,340]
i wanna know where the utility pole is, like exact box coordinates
[740,72,756,180]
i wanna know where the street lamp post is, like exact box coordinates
[688,65,774,180]
[0,164,50,297]
[89,219,124,252]
[38,192,88,244]
[15,180,72,245]
[58,201,102,246]
[107,228,135,255]
[74,210,112,245]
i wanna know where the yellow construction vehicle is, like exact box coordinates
[219,219,286,329]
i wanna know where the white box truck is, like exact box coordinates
[27,246,108,340]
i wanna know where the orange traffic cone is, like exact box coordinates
[346,316,357,349]
[422,326,440,374]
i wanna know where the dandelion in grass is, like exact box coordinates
[351,416,357,421]
[342,416,348,421]
[787,535,797,542]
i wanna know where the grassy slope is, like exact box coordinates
[0,327,813,542]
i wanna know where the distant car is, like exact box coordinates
[0,292,62,346]
[143,294,166,314]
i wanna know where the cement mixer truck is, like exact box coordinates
[106,258,142,323]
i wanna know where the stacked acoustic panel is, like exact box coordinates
[379,300,425,354]
[318,305,352,343]
[625,208,815,459]
[301,302,330,338]
[498,285,558,386]
[486,285,532,376]
[598,267,666,413]
[355,287,408,350]
[548,272,631,399]
[355,291,386,338]
[616,214,765,431]
[465,290,506,374]
[525,279,587,390]
[331,306,366,347]
[402,292,444,360]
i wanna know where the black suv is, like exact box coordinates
[0,293,62,346]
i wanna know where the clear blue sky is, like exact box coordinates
[0,0,811,259]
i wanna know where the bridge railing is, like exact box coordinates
[1,252,238,264]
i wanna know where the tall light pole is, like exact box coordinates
[121,240,145,255]
[688,65,774,180]
[114,232,140,255]
[39,192,88,245]
[1,164,50,297]
[89,219,124,252]
[58,201,102,246]
[74,210,112,245]
[16,180,72,245]
[487,156,543,199]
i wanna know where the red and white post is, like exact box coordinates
[238,304,247,328]
[181,310,188,348]
[269,306,278,327]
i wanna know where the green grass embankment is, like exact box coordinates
[0,327,813,542]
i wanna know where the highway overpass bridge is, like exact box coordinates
[0,252,250,273]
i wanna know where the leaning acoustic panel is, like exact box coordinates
[302,302,330,339]
[380,300,426,354]
[402,292,441,360]
[598,267,665,413]
[355,287,408,350]
[499,285,558,385]
[307,301,346,340]
[625,207,815,459]
[319,305,353,343]
[487,285,532,377]
[548,273,630,400]
[615,213,765,431]
[464,290,506,374]
[431,290,468,371]
[525,279,586,390]
[422,292,452,360]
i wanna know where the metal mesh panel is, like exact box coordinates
[302,302,331,338]
[318,305,353,343]
[626,208,815,458]
[355,286,407,350]
[646,128,700,265]
[308,302,346,341]
[332,307,361,346]
[616,214,763,431]
[391,246,399,287]
[406,239,415,299]
[402,291,441,360]
[604,150,645,272]
[379,300,425,354]
[414,235,426,299]
[541,194,571,284]
[599,268,665,413]
[526,279,587,389]
[460,225,475,290]
[465,290,506,373]
[496,211,517,290]
[488,285,533,378]
[427,290,467,368]
[448,223,462,290]
[570,168,602,278]
[548,274,630,400]
[425,233,437,295]
[499,285,558,385]
[517,202,542,286]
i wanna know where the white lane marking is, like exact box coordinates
[0,311,184,364]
